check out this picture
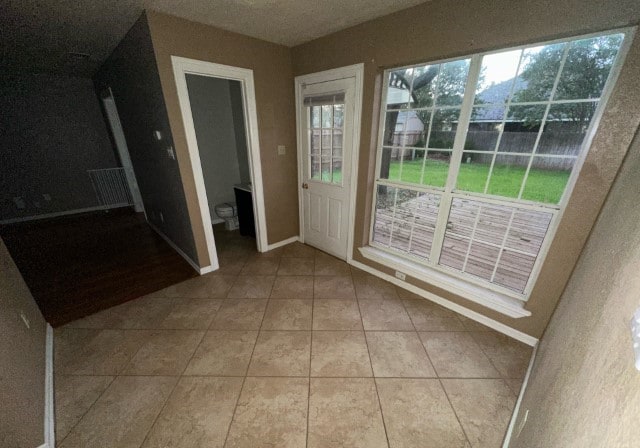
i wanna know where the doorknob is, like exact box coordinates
[302,183,309,189]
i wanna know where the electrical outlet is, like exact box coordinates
[395,271,406,281]
[154,130,163,141]
[277,145,286,155]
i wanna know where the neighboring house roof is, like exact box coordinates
[471,77,528,122]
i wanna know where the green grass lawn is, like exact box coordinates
[387,159,570,204]
[318,158,570,203]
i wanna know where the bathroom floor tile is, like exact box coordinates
[261,299,312,330]
[247,331,311,376]
[210,299,267,330]
[311,331,372,377]
[312,299,363,330]
[270,275,314,299]
[366,331,436,377]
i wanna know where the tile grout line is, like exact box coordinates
[306,256,315,448]
[356,290,392,448]
[221,267,273,448]
[55,373,118,445]
[137,327,208,448]
[401,297,473,446]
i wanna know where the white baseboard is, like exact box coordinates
[0,204,131,225]
[44,324,55,448]
[147,222,213,275]
[349,259,539,346]
[265,235,300,251]
[502,344,538,447]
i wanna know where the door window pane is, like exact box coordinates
[306,99,345,185]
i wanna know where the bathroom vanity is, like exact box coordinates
[233,183,255,237]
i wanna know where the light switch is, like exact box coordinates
[154,130,163,141]
[277,145,286,155]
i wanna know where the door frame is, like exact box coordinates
[100,87,145,213]
[294,63,364,262]
[171,56,269,270]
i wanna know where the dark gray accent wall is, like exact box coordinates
[94,13,197,262]
[0,73,118,221]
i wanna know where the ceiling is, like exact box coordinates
[0,0,428,77]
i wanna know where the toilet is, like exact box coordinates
[214,202,239,231]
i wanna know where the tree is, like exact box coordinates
[512,35,623,131]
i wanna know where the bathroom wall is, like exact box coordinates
[185,74,249,220]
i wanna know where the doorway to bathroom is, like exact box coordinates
[172,57,268,271]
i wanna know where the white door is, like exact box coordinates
[299,78,355,259]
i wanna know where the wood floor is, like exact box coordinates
[1,208,197,327]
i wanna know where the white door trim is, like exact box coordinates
[171,56,269,273]
[295,63,364,262]
[101,88,145,214]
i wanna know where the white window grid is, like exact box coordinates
[306,102,345,185]
[369,28,632,300]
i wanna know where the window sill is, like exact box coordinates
[358,246,531,318]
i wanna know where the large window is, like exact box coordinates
[371,31,627,299]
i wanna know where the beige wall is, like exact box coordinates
[509,128,640,447]
[146,11,299,266]
[0,237,47,447]
[291,0,640,338]
[94,14,198,261]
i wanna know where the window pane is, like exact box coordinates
[398,149,425,184]
[332,129,343,184]
[373,185,396,246]
[383,110,427,148]
[333,104,344,128]
[439,198,552,293]
[506,210,553,254]
[387,68,413,109]
[422,151,451,188]
[414,192,441,229]
[474,49,522,105]
[456,153,491,193]
[494,250,536,292]
[310,129,321,180]
[497,105,545,153]
[466,106,506,151]
[537,102,595,155]
[512,43,565,102]
[555,34,623,100]
[321,105,332,128]
[435,59,470,106]
[486,154,529,198]
[428,108,460,149]
[521,156,574,204]
[412,64,439,108]
[311,106,321,128]
[409,225,435,259]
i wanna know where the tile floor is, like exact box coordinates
[54,230,532,448]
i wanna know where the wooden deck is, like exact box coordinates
[373,190,553,293]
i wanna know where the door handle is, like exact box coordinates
[302,183,309,189]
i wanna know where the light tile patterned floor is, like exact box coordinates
[54,229,532,448]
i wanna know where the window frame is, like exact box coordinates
[368,27,633,302]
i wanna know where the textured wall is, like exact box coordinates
[94,13,198,262]
[0,237,47,448]
[509,127,640,447]
[291,0,640,338]
[0,73,117,221]
[146,10,298,265]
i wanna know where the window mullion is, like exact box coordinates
[429,54,484,264]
